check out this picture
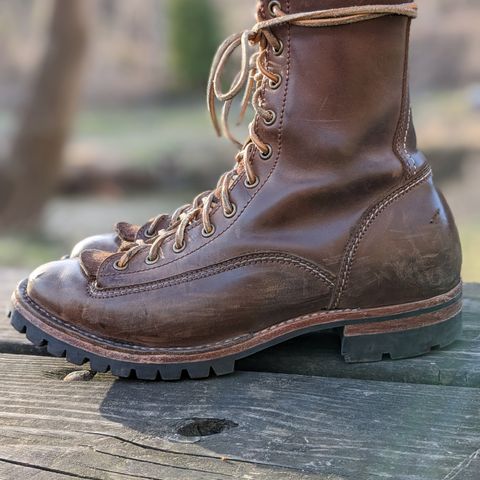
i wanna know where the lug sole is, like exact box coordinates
[342,308,463,363]
[9,280,462,380]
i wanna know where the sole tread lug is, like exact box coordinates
[66,349,88,366]
[10,311,27,333]
[25,326,47,347]
[134,365,160,381]
[46,339,67,357]
[186,363,211,379]
[212,359,235,376]
[88,355,110,373]
[110,363,134,378]
[159,364,183,381]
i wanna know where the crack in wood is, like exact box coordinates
[441,447,480,480]
[91,465,167,480]
[86,447,234,477]
[75,430,316,473]
[0,456,103,480]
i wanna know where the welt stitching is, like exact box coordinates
[20,279,458,355]
[21,283,358,354]
[332,166,432,308]
[394,99,411,175]
[393,18,414,177]
[403,107,416,173]
[401,19,414,176]
[99,14,292,280]
[90,253,334,299]
[21,284,249,352]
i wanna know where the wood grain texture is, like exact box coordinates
[1,268,479,386]
[0,353,479,480]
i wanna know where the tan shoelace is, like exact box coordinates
[114,2,417,270]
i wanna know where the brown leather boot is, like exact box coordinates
[11,0,462,380]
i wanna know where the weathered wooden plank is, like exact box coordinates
[1,268,479,387]
[0,353,479,480]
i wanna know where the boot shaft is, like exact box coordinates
[257,0,422,183]
[224,0,426,277]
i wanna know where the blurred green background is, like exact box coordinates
[0,0,478,280]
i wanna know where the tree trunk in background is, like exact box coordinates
[0,0,91,231]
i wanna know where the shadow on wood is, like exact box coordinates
[0,354,479,480]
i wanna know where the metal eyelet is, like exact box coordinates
[202,224,216,238]
[263,110,276,126]
[145,254,159,265]
[144,228,155,239]
[260,144,273,160]
[272,40,284,56]
[269,74,282,90]
[173,241,186,253]
[268,1,281,17]
[113,260,128,271]
[223,203,237,218]
[244,176,260,189]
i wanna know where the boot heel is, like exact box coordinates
[341,301,462,363]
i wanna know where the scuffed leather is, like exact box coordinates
[336,176,462,309]
[27,255,333,347]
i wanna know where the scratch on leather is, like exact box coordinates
[332,165,432,308]
[402,107,417,173]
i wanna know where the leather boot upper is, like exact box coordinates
[26,0,461,349]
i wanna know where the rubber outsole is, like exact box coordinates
[341,310,463,363]
[8,282,463,381]
[9,309,235,380]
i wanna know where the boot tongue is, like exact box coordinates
[80,249,112,278]
[115,222,140,242]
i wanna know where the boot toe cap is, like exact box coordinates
[25,258,138,344]
[27,259,88,322]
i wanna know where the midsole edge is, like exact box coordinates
[12,280,462,364]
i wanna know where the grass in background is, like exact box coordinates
[460,225,480,282]
[75,104,210,167]
[0,236,67,269]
